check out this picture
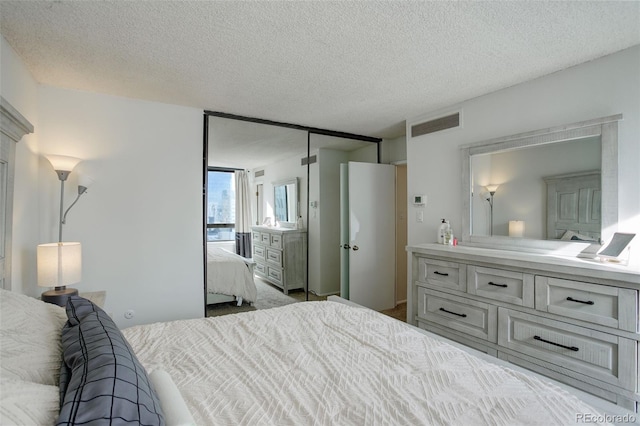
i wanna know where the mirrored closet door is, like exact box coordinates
[203,113,381,316]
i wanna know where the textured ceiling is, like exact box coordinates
[1,1,639,139]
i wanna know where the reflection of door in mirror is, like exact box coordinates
[470,136,601,239]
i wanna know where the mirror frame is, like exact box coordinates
[273,177,299,227]
[461,114,621,253]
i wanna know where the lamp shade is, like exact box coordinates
[485,184,499,193]
[45,155,82,172]
[37,242,82,288]
[509,220,525,237]
[77,173,95,188]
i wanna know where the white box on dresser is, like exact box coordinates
[252,226,307,294]
[407,243,640,412]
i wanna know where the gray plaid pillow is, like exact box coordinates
[58,297,164,425]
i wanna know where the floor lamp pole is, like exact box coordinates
[487,191,496,236]
[58,179,65,242]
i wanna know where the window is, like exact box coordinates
[207,169,235,241]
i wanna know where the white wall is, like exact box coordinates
[3,35,205,328]
[407,46,640,254]
[33,86,204,327]
[382,135,407,164]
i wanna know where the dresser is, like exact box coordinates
[407,243,640,411]
[252,226,306,294]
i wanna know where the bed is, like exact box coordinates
[0,289,635,426]
[206,243,257,306]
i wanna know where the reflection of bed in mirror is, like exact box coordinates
[206,243,257,306]
[545,170,601,242]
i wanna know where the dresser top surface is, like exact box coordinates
[407,243,640,285]
[252,225,306,234]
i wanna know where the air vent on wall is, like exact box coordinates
[301,155,317,166]
[254,169,265,177]
[411,112,460,138]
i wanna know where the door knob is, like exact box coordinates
[342,244,351,249]
[352,245,359,251]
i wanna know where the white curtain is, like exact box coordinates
[234,170,253,258]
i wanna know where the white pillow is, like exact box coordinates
[149,369,196,426]
[0,377,60,425]
[0,289,67,386]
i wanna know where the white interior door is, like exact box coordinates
[347,161,395,311]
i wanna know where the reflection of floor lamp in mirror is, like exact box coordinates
[485,185,499,236]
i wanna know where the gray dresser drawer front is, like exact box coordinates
[252,230,262,242]
[418,258,466,292]
[535,276,638,332]
[417,287,497,342]
[467,266,534,308]
[267,267,283,285]
[269,233,283,248]
[260,233,271,244]
[253,245,266,261]
[498,308,636,390]
[266,248,283,266]
[254,262,266,276]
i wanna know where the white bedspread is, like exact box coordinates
[207,245,256,303]
[123,302,608,426]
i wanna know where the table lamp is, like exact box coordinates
[37,242,81,306]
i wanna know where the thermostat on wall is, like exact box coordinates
[413,195,426,206]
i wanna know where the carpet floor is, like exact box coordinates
[379,302,407,322]
[206,278,298,317]
[206,277,406,323]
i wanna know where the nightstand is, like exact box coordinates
[79,291,107,308]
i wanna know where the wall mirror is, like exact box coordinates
[461,114,621,252]
[273,178,298,226]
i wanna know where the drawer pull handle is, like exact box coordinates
[533,335,579,352]
[488,281,508,288]
[434,271,449,276]
[439,307,467,318]
[566,297,594,305]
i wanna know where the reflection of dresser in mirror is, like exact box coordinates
[251,226,306,294]
[545,170,601,241]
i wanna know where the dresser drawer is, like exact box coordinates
[417,287,497,342]
[266,248,283,266]
[254,262,266,276]
[269,233,283,248]
[498,308,637,391]
[267,267,283,286]
[417,258,466,292]
[253,245,266,261]
[252,230,262,242]
[260,233,270,244]
[535,276,638,332]
[467,266,534,308]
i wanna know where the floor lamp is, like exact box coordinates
[38,155,86,306]
[485,184,499,236]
